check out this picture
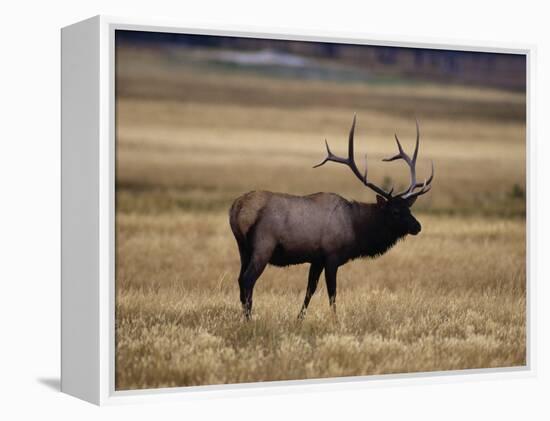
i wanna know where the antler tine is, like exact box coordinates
[313,114,392,199]
[345,113,371,184]
[363,153,368,184]
[412,118,420,164]
[420,160,434,188]
[348,114,357,165]
[402,160,434,199]
[383,134,406,162]
[382,133,416,197]
[382,120,434,199]
[313,139,348,168]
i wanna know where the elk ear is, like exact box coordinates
[406,196,418,207]
[376,195,387,206]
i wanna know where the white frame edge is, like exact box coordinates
[61,16,101,404]
[60,14,536,406]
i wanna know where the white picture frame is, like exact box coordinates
[61,15,535,405]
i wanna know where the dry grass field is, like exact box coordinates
[115,44,526,390]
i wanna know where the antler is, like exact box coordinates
[313,114,393,199]
[382,119,434,200]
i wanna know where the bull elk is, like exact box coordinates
[229,114,434,320]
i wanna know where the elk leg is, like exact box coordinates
[239,249,271,320]
[237,243,250,306]
[324,262,338,317]
[237,244,250,279]
[298,262,324,319]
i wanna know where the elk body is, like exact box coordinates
[229,115,434,319]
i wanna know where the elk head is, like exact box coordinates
[314,114,434,236]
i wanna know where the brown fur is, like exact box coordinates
[229,190,270,240]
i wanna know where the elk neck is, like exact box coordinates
[349,201,406,259]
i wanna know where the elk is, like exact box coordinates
[229,114,433,320]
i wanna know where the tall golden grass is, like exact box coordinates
[115,45,526,390]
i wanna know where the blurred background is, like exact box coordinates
[115,30,526,218]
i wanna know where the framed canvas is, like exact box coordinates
[61,15,534,405]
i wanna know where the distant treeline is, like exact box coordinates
[116,30,526,91]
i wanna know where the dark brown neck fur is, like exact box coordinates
[349,201,407,260]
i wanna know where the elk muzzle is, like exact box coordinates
[409,219,421,235]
